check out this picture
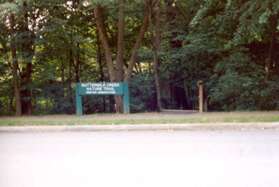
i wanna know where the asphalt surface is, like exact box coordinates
[1,130,279,187]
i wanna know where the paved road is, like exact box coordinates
[1,130,279,187]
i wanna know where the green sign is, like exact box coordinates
[75,82,130,115]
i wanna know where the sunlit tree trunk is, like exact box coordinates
[115,0,125,113]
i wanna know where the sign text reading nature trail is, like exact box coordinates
[75,82,130,115]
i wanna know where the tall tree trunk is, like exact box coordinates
[9,14,22,116]
[116,0,125,81]
[96,32,106,112]
[11,39,22,116]
[61,59,65,98]
[74,43,81,83]
[94,4,124,113]
[20,1,34,115]
[20,62,33,115]
[9,95,14,114]
[94,1,151,113]
[68,49,74,107]
[94,5,116,82]
[115,0,125,113]
[152,0,163,111]
[125,2,150,82]
[265,14,277,80]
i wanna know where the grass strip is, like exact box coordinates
[0,112,279,126]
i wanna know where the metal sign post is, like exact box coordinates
[75,82,130,115]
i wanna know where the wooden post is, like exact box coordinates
[197,80,204,113]
[75,83,82,115]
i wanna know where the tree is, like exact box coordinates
[93,0,152,112]
[1,0,279,115]
[151,0,162,111]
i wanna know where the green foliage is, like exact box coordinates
[161,0,279,111]
[1,0,279,115]
[129,73,156,112]
[0,2,19,19]
[209,52,264,110]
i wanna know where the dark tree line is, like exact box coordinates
[1,0,279,116]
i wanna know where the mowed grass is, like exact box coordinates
[0,112,279,126]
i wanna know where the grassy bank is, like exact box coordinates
[0,112,279,126]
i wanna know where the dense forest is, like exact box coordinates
[0,0,279,116]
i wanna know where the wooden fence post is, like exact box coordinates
[197,80,204,113]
